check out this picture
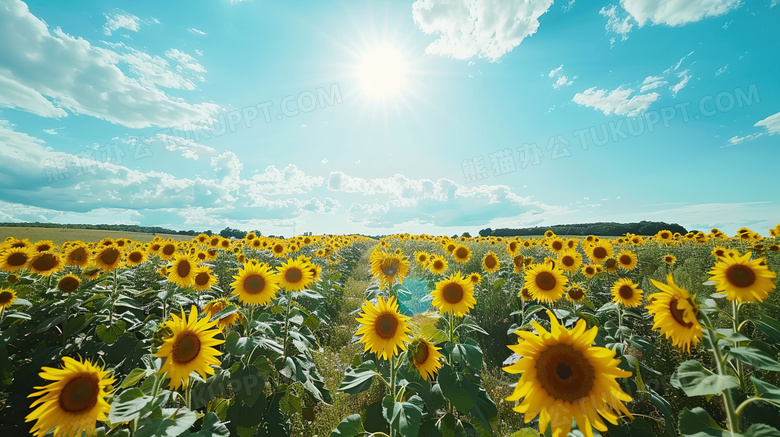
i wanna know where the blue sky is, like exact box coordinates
[0,0,778,236]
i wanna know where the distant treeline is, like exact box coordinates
[0,222,206,236]
[479,221,688,237]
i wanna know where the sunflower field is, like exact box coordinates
[1,227,780,437]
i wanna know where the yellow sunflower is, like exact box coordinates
[581,264,598,279]
[57,274,81,293]
[547,237,566,254]
[0,288,17,311]
[231,262,280,305]
[370,250,410,288]
[124,248,147,267]
[271,242,287,258]
[504,311,633,437]
[482,252,501,274]
[586,241,614,265]
[277,257,316,291]
[524,263,567,304]
[663,255,676,265]
[430,271,476,317]
[409,337,443,381]
[469,272,482,285]
[168,254,198,288]
[26,356,115,437]
[708,251,776,303]
[33,240,55,253]
[93,246,123,272]
[204,298,242,331]
[191,266,217,292]
[519,287,534,302]
[452,244,472,263]
[28,251,65,277]
[64,245,90,267]
[616,250,638,270]
[556,250,582,273]
[611,278,643,307]
[648,275,702,352]
[156,305,224,389]
[158,241,178,260]
[355,296,411,360]
[0,247,33,272]
[566,284,587,303]
[428,256,448,275]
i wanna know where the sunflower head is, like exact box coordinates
[616,250,637,270]
[168,254,199,288]
[64,245,90,267]
[355,296,411,360]
[0,247,33,272]
[28,251,65,277]
[26,356,115,437]
[430,271,477,317]
[428,256,448,275]
[482,252,500,273]
[277,257,316,291]
[452,245,472,263]
[663,254,676,265]
[566,284,586,303]
[708,251,776,303]
[191,266,217,291]
[611,278,643,307]
[57,274,81,293]
[469,272,482,285]
[0,288,18,310]
[525,263,567,304]
[408,337,443,381]
[370,250,410,288]
[231,262,280,305]
[204,298,243,331]
[94,246,123,272]
[648,275,702,352]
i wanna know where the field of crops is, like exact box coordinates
[1,227,780,437]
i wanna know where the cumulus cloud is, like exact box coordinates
[412,0,554,62]
[640,75,667,93]
[723,132,763,147]
[548,65,576,89]
[103,11,140,36]
[188,28,207,36]
[155,134,215,160]
[572,86,659,116]
[755,112,780,135]
[600,5,633,41]
[0,0,219,128]
[620,0,742,27]
[670,69,692,97]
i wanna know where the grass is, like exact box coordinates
[0,226,193,245]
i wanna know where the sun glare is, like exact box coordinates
[357,44,406,98]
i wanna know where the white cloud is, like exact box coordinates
[755,112,780,135]
[0,74,67,117]
[600,5,633,41]
[723,132,763,147]
[104,42,203,90]
[772,0,777,8]
[188,28,207,36]
[563,0,575,12]
[572,86,659,116]
[670,69,692,97]
[103,11,140,36]
[620,0,742,27]
[640,75,667,93]
[155,134,215,160]
[411,0,554,62]
[548,65,576,89]
[715,64,729,76]
[0,0,219,128]
[165,49,206,74]
[42,128,61,135]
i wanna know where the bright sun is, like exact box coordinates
[357,44,406,99]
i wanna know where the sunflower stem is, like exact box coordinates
[702,312,741,434]
[390,354,397,437]
[282,294,295,361]
[185,383,192,410]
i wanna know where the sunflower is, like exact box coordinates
[167,254,198,288]
[662,254,676,265]
[507,240,520,256]
[309,263,322,282]
[231,262,280,305]
[277,257,316,291]
[524,263,567,304]
[581,264,598,279]
[0,288,17,311]
[611,278,643,307]
[616,250,637,270]
[355,296,411,360]
[556,250,582,273]
[370,250,410,288]
[519,287,533,302]
[648,275,702,352]
[504,311,633,437]
[452,245,472,263]
[64,245,90,267]
[469,272,482,284]
[428,256,449,275]
[482,252,501,273]
[57,274,81,293]
[547,237,566,254]
[586,241,614,265]
[566,284,586,303]
[93,246,123,272]
[125,248,147,267]
[7,274,19,284]
[204,298,242,331]
[430,271,476,316]
[159,241,178,260]
[708,251,776,303]
[414,251,430,266]
[33,240,55,253]
[156,305,224,389]
[26,356,114,437]
[408,337,443,381]
[191,266,217,292]
[0,247,33,272]
[271,242,287,258]
[28,251,64,277]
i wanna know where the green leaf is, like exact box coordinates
[452,344,483,370]
[678,408,728,437]
[751,376,780,403]
[671,360,739,397]
[108,388,151,424]
[743,424,780,437]
[510,430,541,437]
[338,360,378,394]
[649,389,676,437]
[755,313,780,344]
[438,365,475,414]
[96,320,126,345]
[330,414,364,437]
[120,368,149,389]
[382,395,423,437]
[606,417,655,437]
[729,346,780,371]
[231,366,266,407]
[181,412,230,437]
[420,324,448,344]
[135,408,197,437]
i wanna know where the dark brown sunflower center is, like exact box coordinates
[244,274,265,294]
[552,241,563,251]
[177,260,191,278]
[592,247,608,259]
[484,256,497,269]
[194,272,210,286]
[568,287,584,301]
[10,242,26,248]
[561,256,574,267]
[514,255,524,267]
[521,289,532,300]
[535,344,595,402]
[606,258,617,269]
[374,313,398,339]
[162,245,176,256]
[59,376,99,413]
[442,283,464,304]
[725,264,756,288]
[661,232,670,239]
[58,277,80,293]
[274,245,284,253]
[665,256,674,263]
[619,254,632,265]
[100,248,121,266]
[37,244,51,252]
[455,247,469,259]
[535,272,557,291]
[509,242,517,251]
[381,259,399,276]
[151,244,161,251]
[285,268,303,283]
[414,342,429,364]
[433,260,444,270]
[715,249,725,257]
[128,252,143,263]
[669,298,693,328]
[619,285,634,300]
[173,333,201,364]
[31,253,58,271]
[69,248,87,262]
[0,291,13,304]
[7,252,28,267]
